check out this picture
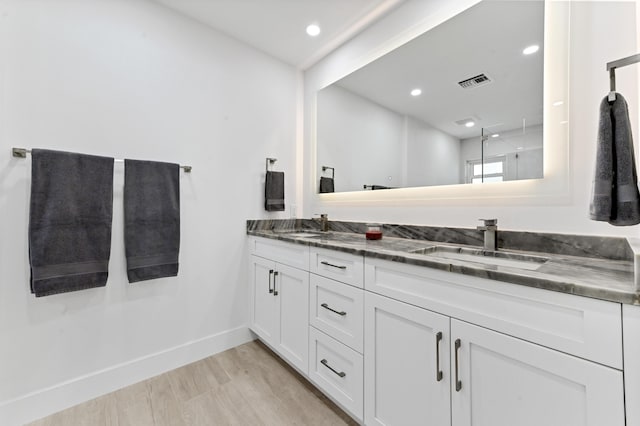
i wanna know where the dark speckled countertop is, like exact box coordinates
[247,219,639,305]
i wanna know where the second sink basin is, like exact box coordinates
[410,246,549,271]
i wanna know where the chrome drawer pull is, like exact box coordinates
[320,261,347,270]
[435,331,443,382]
[273,271,279,296]
[455,338,462,391]
[321,303,347,316]
[320,359,346,378]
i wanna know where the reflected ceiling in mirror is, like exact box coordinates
[317,0,544,193]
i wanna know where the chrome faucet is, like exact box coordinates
[315,214,330,232]
[477,218,498,251]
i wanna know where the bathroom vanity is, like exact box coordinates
[247,220,638,426]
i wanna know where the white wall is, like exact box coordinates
[305,0,640,238]
[405,116,461,187]
[0,0,297,423]
[317,85,404,191]
[316,84,461,191]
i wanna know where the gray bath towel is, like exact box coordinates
[124,159,180,283]
[590,93,640,225]
[319,177,335,193]
[265,171,285,211]
[29,149,114,297]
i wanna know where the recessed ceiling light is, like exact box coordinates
[465,121,475,128]
[517,147,524,150]
[523,45,539,55]
[410,88,422,97]
[553,100,564,107]
[306,24,320,37]
[491,134,500,138]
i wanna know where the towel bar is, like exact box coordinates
[322,166,334,180]
[11,147,192,172]
[266,157,277,173]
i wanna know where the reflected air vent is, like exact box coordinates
[458,73,492,89]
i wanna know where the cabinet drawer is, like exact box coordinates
[365,258,623,369]
[309,327,364,422]
[249,237,309,270]
[310,247,364,288]
[310,274,364,353]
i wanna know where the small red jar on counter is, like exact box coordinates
[365,223,383,240]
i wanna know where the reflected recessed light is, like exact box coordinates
[492,134,500,138]
[553,100,564,107]
[465,121,475,128]
[523,45,539,55]
[410,88,422,97]
[306,24,320,37]
[517,147,524,150]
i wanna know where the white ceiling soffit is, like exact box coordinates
[152,0,405,69]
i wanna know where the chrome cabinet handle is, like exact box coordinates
[321,303,346,316]
[268,269,274,294]
[436,331,443,382]
[320,359,346,378]
[320,261,346,270]
[273,271,279,296]
[455,338,462,392]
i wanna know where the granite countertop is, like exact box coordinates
[247,220,639,305]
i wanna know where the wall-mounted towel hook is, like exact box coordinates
[607,53,640,102]
[322,166,334,180]
[266,157,277,173]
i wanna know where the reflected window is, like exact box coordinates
[468,158,505,183]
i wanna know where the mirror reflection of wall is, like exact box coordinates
[316,0,544,194]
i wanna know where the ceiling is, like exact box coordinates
[333,0,545,140]
[152,0,404,69]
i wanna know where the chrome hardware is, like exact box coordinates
[477,218,498,251]
[321,303,346,316]
[268,269,274,294]
[273,271,279,296]
[314,213,330,232]
[455,339,462,392]
[320,261,346,270]
[12,147,29,158]
[436,332,443,382]
[321,359,346,378]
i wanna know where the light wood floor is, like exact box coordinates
[28,340,357,426]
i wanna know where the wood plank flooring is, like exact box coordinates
[28,340,357,426]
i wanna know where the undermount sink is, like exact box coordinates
[282,231,325,238]
[410,246,549,271]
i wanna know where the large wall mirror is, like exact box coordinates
[316,1,546,193]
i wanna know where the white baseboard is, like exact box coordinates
[0,326,254,426]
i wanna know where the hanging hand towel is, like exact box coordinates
[124,159,180,283]
[265,171,285,211]
[319,176,335,193]
[29,149,114,297]
[590,93,640,225]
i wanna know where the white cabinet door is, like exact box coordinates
[249,255,278,344]
[364,291,451,426]
[451,319,625,426]
[274,263,309,374]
